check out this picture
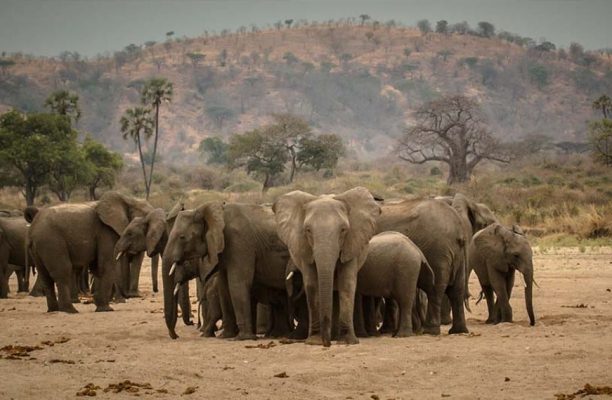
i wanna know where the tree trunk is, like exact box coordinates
[262,173,272,193]
[89,185,97,201]
[147,103,160,200]
[136,133,149,198]
[447,156,469,185]
[24,177,36,206]
[289,146,297,183]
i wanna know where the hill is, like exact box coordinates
[1,22,611,162]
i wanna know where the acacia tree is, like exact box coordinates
[592,94,611,118]
[268,114,312,182]
[47,143,91,202]
[120,107,154,196]
[398,95,510,184]
[199,136,228,165]
[45,90,81,125]
[83,136,124,200]
[297,133,345,172]
[141,78,173,199]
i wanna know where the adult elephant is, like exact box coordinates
[0,216,31,298]
[113,203,194,325]
[162,201,291,340]
[376,198,469,335]
[469,223,535,326]
[274,187,381,346]
[28,191,153,313]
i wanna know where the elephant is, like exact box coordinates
[196,273,223,337]
[354,231,435,337]
[162,201,291,340]
[376,198,469,335]
[27,191,154,313]
[113,202,194,325]
[274,187,381,346]
[0,216,31,298]
[469,223,535,326]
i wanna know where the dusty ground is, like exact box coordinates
[1,247,611,400]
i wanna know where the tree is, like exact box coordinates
[206,105,234,129]
[83,136,123,200]
[0,111,78,205]
[592,94,611,118]
[297,133,345,172]
[588,119,612,166]
[417,20,432,35]
[359,14,371,25]
[140,77,173,199]
[218,49,228,67]
[0,59,15,75]
[186,52,206,67]
[397,95,510,184]
[47,143,91,202]
[284,19,294,28]
[199,136,228,165]
[435,20,448,34]
[477,21,495,38]
[268,114,312,182]
[120,106,154,196]
[44,90,81,124]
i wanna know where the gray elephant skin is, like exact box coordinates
[376,198,469,335]
[162,201,291,340]
[274,187,381,346]
[469,223,535,326]
[0,216,31,297]
[28,191,153,313]
[356,231,435,337]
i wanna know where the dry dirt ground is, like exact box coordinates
[1,247,611,400]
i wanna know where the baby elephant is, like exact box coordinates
[357,232,435,337]
[469,223,535,326]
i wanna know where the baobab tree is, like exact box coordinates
[398,95,510,184]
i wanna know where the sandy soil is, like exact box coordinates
[1,248,611,400]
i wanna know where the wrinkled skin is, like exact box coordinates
[274,187,381,346]
[114,204,193,325]
[376,199,469,335]
[354,232,436,337]
[28,192,153,313]
[162,202,290,340]
[469,223,535,326]
[0,217,31,298]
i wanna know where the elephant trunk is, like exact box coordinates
[522,266,535,326]
[314,247,338,347]
[162,256,179,339]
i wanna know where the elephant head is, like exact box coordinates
[274,187,380,346]
[161,201,225,339]
[114,209,168,261]
[452,193,498,236]
[475,223,535,326]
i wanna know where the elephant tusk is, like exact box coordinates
[173,284,180,296]
[169,263,176,276]
[286,271,294,281]
[115,251,123,261]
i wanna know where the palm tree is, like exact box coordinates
[120,107,154,197]
[45,90,81,125]
[592,94,611,119]
[141,78,173,198]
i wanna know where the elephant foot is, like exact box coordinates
[356,330,369,338]
[485,318,496,324]
[423,325,441,336]
[366,329,381,337]
[95,305,114,312]
[394,330,413,338]
[448,325,469,334]
[232,332,257,341]
[219,329,238,339]
[305,335,324,346]
[60,304,79,314]
[288,329,308,341]
[112,296,126,304]
[183,319,194,326]
[200,328,216,338]
[440,317,452,325]
[71,297,80,304]
[152,287,159,293]
[337,334,359,345]
[126,291,142,298]
[30,290,45,297]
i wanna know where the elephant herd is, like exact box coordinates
[0,188,536,347]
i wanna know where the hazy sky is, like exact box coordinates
[0,0,610,57]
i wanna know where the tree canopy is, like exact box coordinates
[45,90,81,124]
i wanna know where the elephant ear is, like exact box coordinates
[96,191,131,235]
[194,202,225,269]
[166,200,184,224]
[334,187,381,263]
[273,191,317,266]
[145,209,168,257]
[452,193,477,232]
[512,224,525,236]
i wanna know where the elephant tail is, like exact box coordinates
[459,237,472,313]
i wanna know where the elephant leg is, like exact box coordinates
[93,256,115,312]
[0,253,10,298]
[226,261,256,340]
[482,285,497,323]
[490,270,512,323]
[447,283,469,334]
[29,274,46,297]
[336,266,359,345]
[354,294,369,338]
[78,268,90,296]
[440,295,452,325]
[289,295,309,340]
[179,282,193,325]
[38,245,77,313]
[128,252,144,298]
[56,276,78,313]
[380,298,398,334]
[70,269,81,303]
[364,296,381,336]
[395,292,415,337]
[423,283,446,335]
[151,255,159,293]
[37,266,59,312]
[217,270,238,338]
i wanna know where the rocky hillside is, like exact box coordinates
[1,22,610,162]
